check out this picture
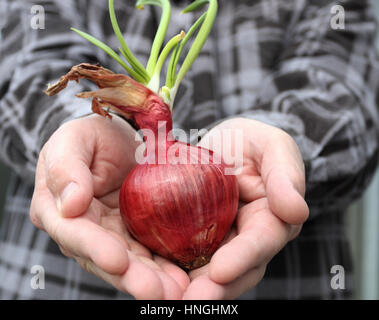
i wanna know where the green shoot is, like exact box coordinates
[166,12,207,89]
[148,31,185,92]
[70,0,218,108]
[71,28,147,84]
[173,0,217,91]
[109,0,149,82]
[136,0,171,77]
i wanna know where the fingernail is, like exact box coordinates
[59,182,79,211]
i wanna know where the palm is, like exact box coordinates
[88,129,265,298]
[78,117,276,299]
[86,117,304,300]
[82,189,148,256]
[76,117,278,300]
[183,147,269,298]
[33,115,189,299]
[33,116,307,300]
[181,118,308,299]
[85,188,191,294]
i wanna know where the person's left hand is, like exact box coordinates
[182,117,309,299]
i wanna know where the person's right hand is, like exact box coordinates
[30,114,189,299]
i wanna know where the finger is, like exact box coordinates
[133,254,187,299]
[153,255,190,291]
[58,245,74,258]
[76,252,183,300]
[187,228,238,281]
[75,253,162,299]
[237,173,265,202]
[289,224,303,241]
[53,218,129,275]
[30,192,46,231]
[198,119,309,224]
[264,164,309,225]
[30,154,52,230]
[43,115,141,218]
[155,270,185,300]
[35,192,129,275]
[97,189,120,209]
[98,211,153,259]
[209,199,291,284]
[183,274,224,300]
[43,121,94,218]
[73,256,156,299]
[88,115,142,196]
[183,266,265,300]
[260,131,309,225]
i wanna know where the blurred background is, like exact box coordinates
[0,1,379,300]
[344,0,379,300]
[0,165,10,227]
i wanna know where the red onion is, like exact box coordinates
[45,64,239,269]
[43,0,239,269]
[119,97,239,270]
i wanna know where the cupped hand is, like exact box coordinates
[30,115,189,299]
[182,117,309,299]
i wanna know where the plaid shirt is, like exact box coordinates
[0,0,378,299]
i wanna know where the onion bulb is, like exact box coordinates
[44,0,239,269]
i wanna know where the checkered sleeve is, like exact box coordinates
[1,0,374,300]
[223,0,379,217]
[0,0,111,182]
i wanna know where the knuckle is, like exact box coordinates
[29,209,42,230]
[29,196,44,230]
[58,245,73,258]
[29,209,39,227]
[76,257,94,275]
[45,159,67,193]
[292,170,306,193]
[48,220,64,248]
[47,158,65,177]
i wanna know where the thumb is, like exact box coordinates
[265,164,309,225]
[43,121,94,218]
[260,131,309,225]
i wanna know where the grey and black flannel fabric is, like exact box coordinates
[0,0,378,299]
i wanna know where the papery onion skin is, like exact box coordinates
[120,143,239,270]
